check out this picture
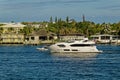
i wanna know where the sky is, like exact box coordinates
[0,0,120,23]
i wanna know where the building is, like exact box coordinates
[91,34,120,44]
[0,23,25,44]
[0,23,25,33]
[0,22,58,44]
[0,33,24,44]
[24,30,57,44]
[59,33,85,41]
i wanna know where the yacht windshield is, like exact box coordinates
[57,44,66,47]
[70,44,94,47]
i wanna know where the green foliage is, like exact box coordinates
[20,26,34,35]
[50,16,53,23]
[18,17,120,37]
[0,27,3,34]
[66,16,69,23]
[0,24,5,26]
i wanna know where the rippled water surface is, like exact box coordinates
[0,45,120,80]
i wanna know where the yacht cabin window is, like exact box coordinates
[64,49,70,51]
[72,49,78,51]
[70,44,92,47]
[57,44,66,47]
[83,40,88,42]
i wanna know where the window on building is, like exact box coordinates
[26,38,29,41]
[31,37,34,40]
[39,36,47,40]
[101,36,110,40]
[49,36,53,40]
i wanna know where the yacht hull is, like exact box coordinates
[49,45,102,53]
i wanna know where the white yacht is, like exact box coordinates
[49,38,102,53]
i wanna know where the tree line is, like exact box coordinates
[0,16,120,37]
[47,16,120,37]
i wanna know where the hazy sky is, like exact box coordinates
[0,0,120,23]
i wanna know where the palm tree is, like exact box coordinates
[0,27,3,34]
[101,23,111,34]
[8,27,14,33]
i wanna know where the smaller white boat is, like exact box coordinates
[37,46,48,51]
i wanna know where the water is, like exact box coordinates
[0,45,120,80]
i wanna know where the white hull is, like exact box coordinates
[51,52,100,58]
[49,46,102,53]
